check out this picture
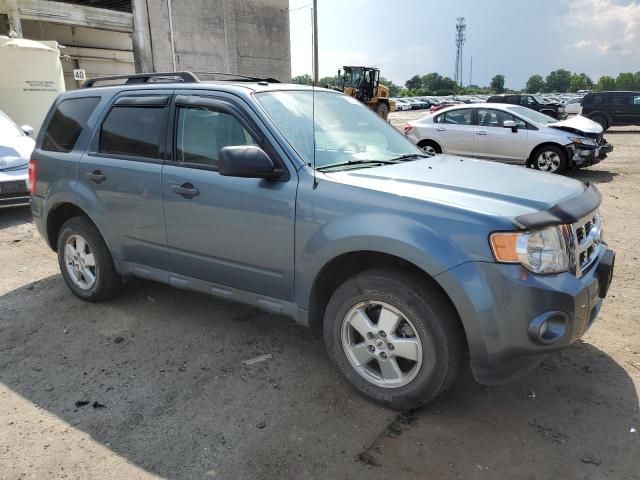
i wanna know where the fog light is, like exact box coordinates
[528,311,569,345]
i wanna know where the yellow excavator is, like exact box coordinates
[329,66,395,120]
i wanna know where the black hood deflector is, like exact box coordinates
[515,182,601,229]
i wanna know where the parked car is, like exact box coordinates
[404,103,612,173]
[393,98,411,111]
[581,91,640,130]
[487,94,567,120]
[0,110,34,209]
[30,72,615,410]
[430,101,460,113]
[564,97,583,115]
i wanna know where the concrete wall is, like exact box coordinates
[133,0,291,81]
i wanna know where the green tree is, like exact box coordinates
[596,75,616,91]
[291,74,313,86]
[568,73,593,92]
[379,76,401,97]
[525,74,545,93]
[318,75,341,87]
[615,72,637,90]
[545,69,572,92]
[405,74,423,90]
[490,74,505,93]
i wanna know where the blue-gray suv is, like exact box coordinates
[30,72,615,409]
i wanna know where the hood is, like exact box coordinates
[323,155,586,225]
[547,115,602,136]
[0,136,34,171]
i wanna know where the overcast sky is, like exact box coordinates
[289,0,640,88]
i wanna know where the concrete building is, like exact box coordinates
[0,0,290,89]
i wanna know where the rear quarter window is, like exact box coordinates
[42,97,100,152]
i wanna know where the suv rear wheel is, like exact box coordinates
[323,269,463,410]
[532,145,567,173]
[57,216,121,301]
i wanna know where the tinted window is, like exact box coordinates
[442,109,472,125]
[99,106,166,158]
[176,106,256,167]
[608,96,630,105]
[477,108,527,128]
[42,97,100,152]
[589,95,605,105]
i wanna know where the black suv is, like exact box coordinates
[581,91,640,130]
[487,94,567,120]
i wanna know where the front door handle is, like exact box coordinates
[475,131,487,136]
[172,182,200,199]
[85,170,106,183]
[435,127,447,132]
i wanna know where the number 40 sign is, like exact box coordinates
[73,69,86,81]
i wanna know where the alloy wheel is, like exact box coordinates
[64,234,97,290]
[340,301,423,389]
[536,150,561,173]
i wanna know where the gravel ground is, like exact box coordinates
[0,115,638,479]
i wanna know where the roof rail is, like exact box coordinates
[82,71,199,88]
[193,72,281,83]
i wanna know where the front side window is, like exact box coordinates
[176,106,256,167]
[42,97,100,152]
[99,106,166,159]
[256,91,422,169]
[634,96,640,105]
[476,109,527,129]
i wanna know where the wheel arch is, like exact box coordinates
[46,202,105,253]
[526,141,569,167]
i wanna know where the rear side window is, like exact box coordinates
[608,96,630,105]
[42,97,100,152]
[99,106,167,159]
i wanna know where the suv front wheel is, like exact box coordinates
[323,269,463,410]
[57,216,121,301]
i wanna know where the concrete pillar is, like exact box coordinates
[131,0,154,72]
[0,0,22,37]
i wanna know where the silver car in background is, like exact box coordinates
[404,103,612,173]
[0,111,34,208]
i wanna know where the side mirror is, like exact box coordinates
[503,120,518,132]
[20,125,34,136]
[218,145,280,180]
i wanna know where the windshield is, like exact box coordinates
[0,112,24,142]
[256,91,423,169]
[506,106,557,125]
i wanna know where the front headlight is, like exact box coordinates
[490,226,572,274]
[568,136,597,147]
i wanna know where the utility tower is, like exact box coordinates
[454,17,466,87]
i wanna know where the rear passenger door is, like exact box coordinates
[78,91,172,270]
[161,94,297,301]
[432,108,475,156]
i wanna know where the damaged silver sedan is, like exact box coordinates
[404,103,612,173]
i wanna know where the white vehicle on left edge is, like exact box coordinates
[404,103,612,173]
[0,110,34,208]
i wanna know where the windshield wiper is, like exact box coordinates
[388,153,430,161]
[316,160,397,172]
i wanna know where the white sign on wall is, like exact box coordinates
[73,69,86,81]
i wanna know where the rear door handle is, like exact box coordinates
[172,182,200,199]
[85,170,106,183]
[475,131,487,136]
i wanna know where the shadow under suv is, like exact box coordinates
[30,72,615,410]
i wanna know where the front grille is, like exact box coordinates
[570,210,602,278]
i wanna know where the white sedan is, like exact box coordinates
[393,98,411,111]
[0,111,34,208]
[403,103,611,173]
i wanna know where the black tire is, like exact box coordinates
[532,145,567,173]
[323,269,464,410]
[374,102,389,120]
[417,140,442,156]
[56,216,121,302]
[589,115,609,131]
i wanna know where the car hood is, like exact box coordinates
[322,155,586,225]
[547,115,602,136]
[0,136,34,170]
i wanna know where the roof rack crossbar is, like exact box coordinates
[82,71,199,88]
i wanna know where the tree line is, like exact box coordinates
[292,69,640,96]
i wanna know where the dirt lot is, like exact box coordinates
[1,114,638,480]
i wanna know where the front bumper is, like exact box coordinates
[0,169,29,209]
[568,141,613,168]
[436,247,615,385]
